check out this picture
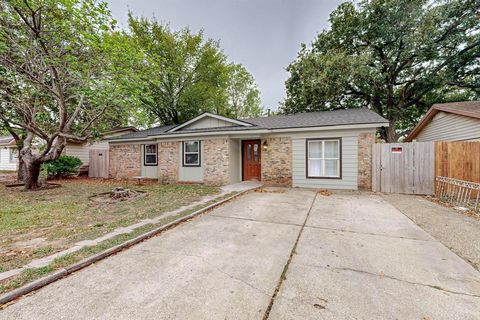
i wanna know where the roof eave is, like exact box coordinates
[109,122,388,143]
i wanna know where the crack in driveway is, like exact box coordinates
[303,224,435,242]
[262,192,319,320]
[294,262,480,299]
[131,248,272,298]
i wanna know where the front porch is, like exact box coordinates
[109,136,293,187]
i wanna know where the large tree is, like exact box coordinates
[0,0,127,189]
[282,0,480,142]
[226,64,263,119]
[127,14,262,126]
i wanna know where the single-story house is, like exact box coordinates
[108,109,389,190]
[406,101,480,142]
[0,136,18,171]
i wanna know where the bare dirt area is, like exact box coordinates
[0,172,16,184]
[382,193,480,271]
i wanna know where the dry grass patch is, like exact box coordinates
[0,178,219,272]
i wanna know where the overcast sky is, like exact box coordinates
[106,0,343,110]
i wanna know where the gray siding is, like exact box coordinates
[181,117,235,130]
[416,112,480,142]
[0,147,17,171]
[141,144,158,178]
[178,141,204,182]
[64,140,110,166]
[288,129,375,190]
[229,139,241,183]
[64,144,90,165]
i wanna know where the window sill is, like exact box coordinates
[306,176,342,180]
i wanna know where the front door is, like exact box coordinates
[242,140,261,181]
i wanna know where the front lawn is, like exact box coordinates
[0,178,219,273]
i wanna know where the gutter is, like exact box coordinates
[108,122,389,144]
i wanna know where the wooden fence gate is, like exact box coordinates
[88,149,109,178]
[372,142,435,195]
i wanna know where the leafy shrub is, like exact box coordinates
[42,155,82,178]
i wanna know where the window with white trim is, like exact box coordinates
[183,140,201,167]
[9,148,18,163]
[144,144,157,165]
[307,139,341,178]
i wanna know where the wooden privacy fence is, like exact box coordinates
[88,149,109,178]
[372,142,435,195]
[373,140,480,196]
[435,141,480,183]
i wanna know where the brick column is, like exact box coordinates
[204,139,230,186]
[357,132,375,190]
[261,137,292,186]
[158,141,178,184]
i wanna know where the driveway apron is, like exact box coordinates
[268,192,480,320]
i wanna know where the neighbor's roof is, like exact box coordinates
[406,101,480,142]
[103,126,138,135]
[0,135,15,146]
[109,108,388,142]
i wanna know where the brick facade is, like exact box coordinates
[261,137,292,186]
[203,138,230,186]
[357,132,375,190]
[158,141,178,184]
[109,144,141,179]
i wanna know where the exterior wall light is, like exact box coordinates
[262,140,268,151]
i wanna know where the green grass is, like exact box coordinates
[0,191,237,295]
[0,179,220,273]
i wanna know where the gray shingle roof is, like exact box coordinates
[105,125,176,141]
[246,108,388,129]
[0,136,14,145]
[110,108,388,141]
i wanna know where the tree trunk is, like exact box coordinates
[24,161,41,190]
[17,151,26,182]
[379,121,397,142]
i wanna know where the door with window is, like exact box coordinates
[242,140,261,181]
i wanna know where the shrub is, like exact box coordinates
[42,155,82,178]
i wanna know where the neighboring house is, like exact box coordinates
[63,127,137,166]
[108,109,388,190]
[406,101,480,142]
[0,127,137,171]
[0,136,18,171]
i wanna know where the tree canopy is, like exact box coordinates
[127,15,262,126]
[0,1,262,189]
[0,0,128,188]
[226,64,262,119]
[282,0,480,142]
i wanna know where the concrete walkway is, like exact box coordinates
[1,189,480,319]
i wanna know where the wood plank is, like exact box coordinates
[89,149,109,178]
[435,141,480,184]
[372,144,381,192]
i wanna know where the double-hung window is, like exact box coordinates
[144,144,158,166]
[183,140,201,167]
[307,139,341,178]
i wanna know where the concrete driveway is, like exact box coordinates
[1,189,480,320]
